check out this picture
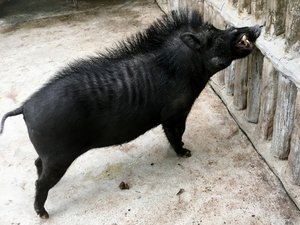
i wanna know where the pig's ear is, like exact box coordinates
[180,32,205,50]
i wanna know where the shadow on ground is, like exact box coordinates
[0,0,131,26]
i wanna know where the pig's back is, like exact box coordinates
[22,55,169,150]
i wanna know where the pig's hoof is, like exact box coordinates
[36,209,49,219]
[40,212,49,219]
[178,148,191,158]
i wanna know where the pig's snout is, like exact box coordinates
[249,25,262,40]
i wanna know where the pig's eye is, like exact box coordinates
[235,34,252,48]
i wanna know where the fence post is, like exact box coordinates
[238,0,251,14]
[285,0,300,53]
[225,62,236,96]
[265,0,287,36]
[233,58,248,110]
[288,91,300,184]
[271,75,297,159]
[258,57,278,140]
[246,48,264,123]
[213,12,227,87]
[252,0,265,19]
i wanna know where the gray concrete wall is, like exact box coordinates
[157,0,300,209]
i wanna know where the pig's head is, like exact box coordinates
[180,24,262,75]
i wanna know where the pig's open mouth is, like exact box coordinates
[235,25,262,49]
[235,34,253,49]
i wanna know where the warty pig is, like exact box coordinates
[0,9,261,218]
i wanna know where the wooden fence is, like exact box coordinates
[157,0,300,208]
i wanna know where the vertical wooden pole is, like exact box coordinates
[265,0,287,36]
[213,13,227,87]
[288,91,300,185]
[238,0,251,14]
[285,0,300,52]
[271,75,297,159]
[258,57,278,140]
[252,0,266,20]
[233,58,248,110]
[246,48,264,123]
[225,62,235,96]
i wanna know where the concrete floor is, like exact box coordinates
[0,0,300,224]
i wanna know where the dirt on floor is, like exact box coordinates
[0,0,300,225]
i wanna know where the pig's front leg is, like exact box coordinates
[162,115,191,158]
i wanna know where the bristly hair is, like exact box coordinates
[101,9,203,59]
[42,9,203,88]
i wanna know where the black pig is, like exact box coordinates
[0,9,261,218]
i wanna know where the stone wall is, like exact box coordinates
[157,0,300,208]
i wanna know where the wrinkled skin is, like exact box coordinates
[0,10,261,219]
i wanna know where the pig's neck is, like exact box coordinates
[156,43,211,94]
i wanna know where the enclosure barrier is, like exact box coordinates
[157,0,300,208]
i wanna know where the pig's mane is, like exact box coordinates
[101,9,203,59]
[45,9,203,86]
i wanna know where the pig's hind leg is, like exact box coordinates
[34,156,74,219]
[162,115,191,158]
[35,157,43,178]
